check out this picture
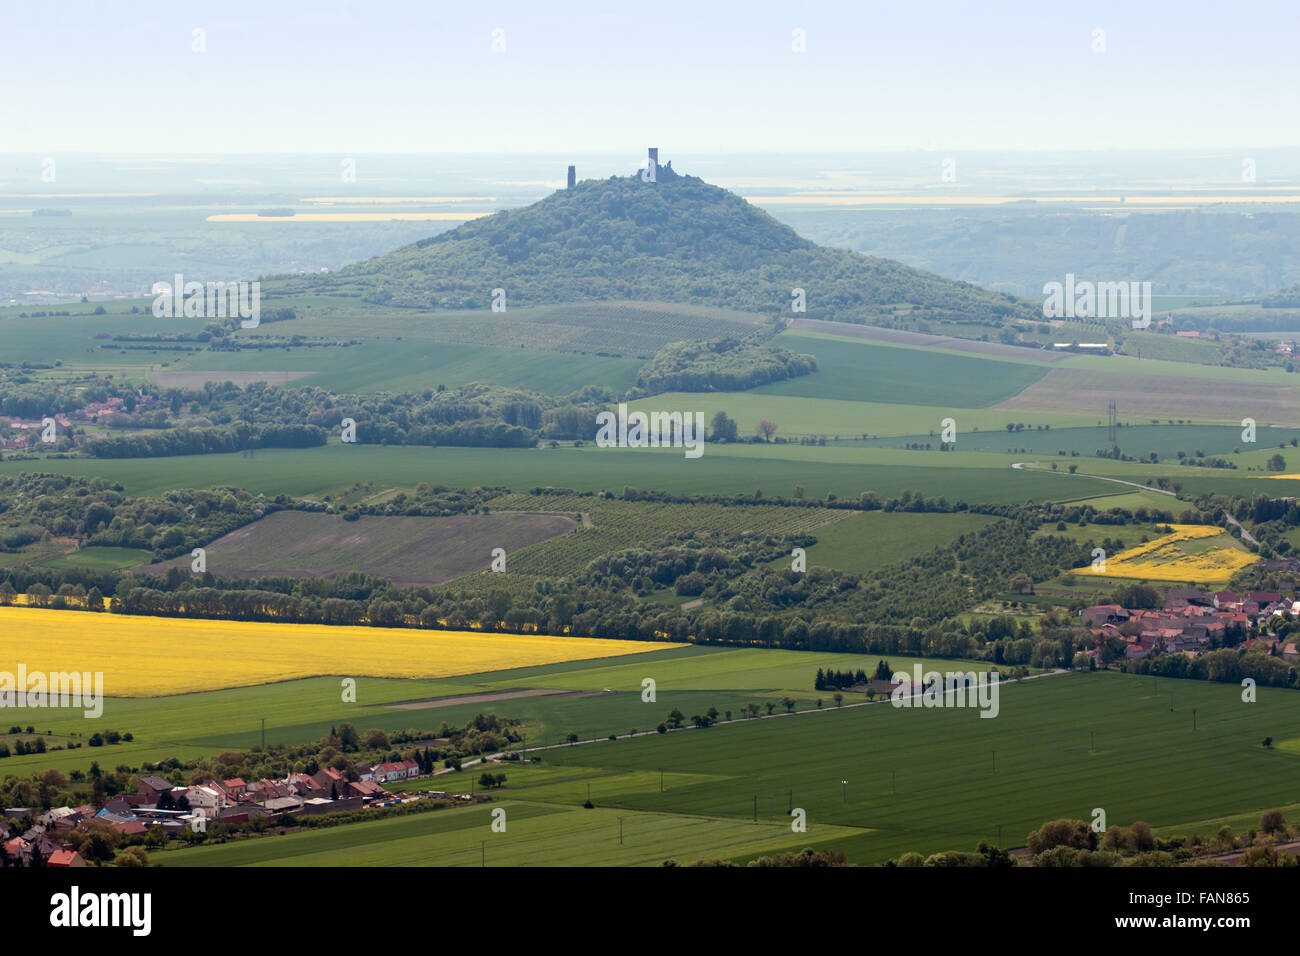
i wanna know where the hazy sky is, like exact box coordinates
[3,1,1298,154]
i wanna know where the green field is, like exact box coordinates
[801,510,1002,574]
[41,545,154,571]
[0,443,1122,504]
[151,800,862,867]
[0,645,991,779]
[753,332,1048,407]
[142,669,1300,866]
[179,339,643,395]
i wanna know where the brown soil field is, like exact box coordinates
[144,510,578,586]
[994,367,1300,424]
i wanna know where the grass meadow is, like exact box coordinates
[145,670,1300,866]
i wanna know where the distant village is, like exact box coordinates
[2,758,489,867]
[1080,560,1300,664]
[0,392,148,452]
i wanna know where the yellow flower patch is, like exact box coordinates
[1072,524,1257,584]
[0,606,677,698]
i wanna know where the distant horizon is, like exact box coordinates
[4,2,1299,153]
[4,147,1300,156]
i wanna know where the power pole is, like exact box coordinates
[260,717,265,750]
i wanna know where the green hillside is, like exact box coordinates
[266,162,1036,327]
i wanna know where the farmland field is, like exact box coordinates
[800,511,1002,574]
[485,492,851,578]
[151,801,863,867]
[142,510,578,585]
[752,332,1048,406]
[996,367,1300,425]
[0,443,1122,503]
[43,545,155,571]
[0,605,677,697]
[177,339,644,395]
[146,670,1300,866]
[0,645,994,777]
[1070,524,1256,584]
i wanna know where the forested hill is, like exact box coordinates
[267,164,1037,325]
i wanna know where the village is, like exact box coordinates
[1079,576,1300,663]
[0,392,146,452]
[0,757,492,867]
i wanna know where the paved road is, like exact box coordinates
[1011,461,1258,544]
[429,668,1069,775]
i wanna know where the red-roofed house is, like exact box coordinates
[347,780,387,800]
[47,849,86,868]
[4,837,31,865]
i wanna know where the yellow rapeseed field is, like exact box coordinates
[1072,523,1256,584]
[0,606,678,698]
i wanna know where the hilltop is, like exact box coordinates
[267,161,1035,326]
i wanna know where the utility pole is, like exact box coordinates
[992,749,997,773]
[842,780,847,804]
[1193,708,1197,731]
[260,717,265,750]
